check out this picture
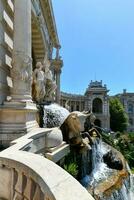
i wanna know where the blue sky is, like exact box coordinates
[52,0,134,95]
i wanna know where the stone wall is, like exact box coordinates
[0,0,13,104]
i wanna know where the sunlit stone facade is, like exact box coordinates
[61,82,134,132]
[0,0,63,146]
[61,80,110,129]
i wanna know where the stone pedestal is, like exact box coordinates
[0,102,39,146]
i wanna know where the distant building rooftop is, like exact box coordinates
[85,80,109,95]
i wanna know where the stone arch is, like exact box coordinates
[92,98,103,113]
[76,104,79,111]
[94,119,101,127]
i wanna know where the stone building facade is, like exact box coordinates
[0,0,63,146]
[61,83,134,132]
[85,80,110,129]
[61,80,110,129]
[116,89,134,132]
[60,92,85,112]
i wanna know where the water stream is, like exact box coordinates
[43,103,70,127]
[81,139,134,200]
[43,105,134,200]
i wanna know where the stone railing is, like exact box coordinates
[9,127,69,162]
[0,127,95,200]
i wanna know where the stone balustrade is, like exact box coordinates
[9,127,69,162]
[0,127,95,200]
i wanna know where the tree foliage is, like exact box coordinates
[109,97,128,132]
[115,133,134,169]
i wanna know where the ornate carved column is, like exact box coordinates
[0,0,39,147]
[11,0,32,102]
[52,59,63,104]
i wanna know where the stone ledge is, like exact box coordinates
[0,150,95,200]
[45,143,70,163]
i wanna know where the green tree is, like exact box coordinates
[109,97,128,132]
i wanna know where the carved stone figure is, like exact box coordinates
[60,113,82,146]
[43,58,57,101]
[65,100,71,111]
[60,111,96,147]
[32,62,46,102]
[11,52,32,94]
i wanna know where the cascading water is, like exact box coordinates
[106,166,134,200]
[81,139,113,188]
[42,105,134,199]
[81,138,134,200]
[43,103,70,128]
[104,175,134,200]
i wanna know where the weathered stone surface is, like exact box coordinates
[45,142,70,163]
[0,149,95,200]
[60,113,82,145]
[0,0,39,146]
[0,102,39,146]
[0,167,12,199]
[45,127,63,148]
[103,150,123,170]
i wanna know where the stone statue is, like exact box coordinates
[65,100,71,111]
[43,58,57,101]
[32,62,46,102]
[60,113,82,145]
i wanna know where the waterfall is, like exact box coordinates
[81,139,113,188]
[43,103,70,127]
[42,104,134,200]
[91,140,113,183]
[105,165,134,200]
[106,166,134,200]
[81,139,134,200]
[104,175,134,200]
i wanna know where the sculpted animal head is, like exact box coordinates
[60,113,81,145]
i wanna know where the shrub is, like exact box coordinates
[64,162,78,178]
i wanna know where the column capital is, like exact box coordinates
[51,58,63,73]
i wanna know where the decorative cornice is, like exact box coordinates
[40,0,60,48]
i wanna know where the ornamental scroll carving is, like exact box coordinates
[11,51,32,82]
[11,51,32,94]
